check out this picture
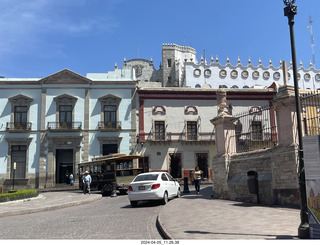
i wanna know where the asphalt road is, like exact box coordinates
[0,193,163,240]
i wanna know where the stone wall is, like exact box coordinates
[213,145,300,207]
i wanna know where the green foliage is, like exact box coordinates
[0,189,38,203]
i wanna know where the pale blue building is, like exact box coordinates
[0,68,137,189]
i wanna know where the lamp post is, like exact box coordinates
[283,0,309,239]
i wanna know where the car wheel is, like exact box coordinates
[176,188,181,198]
[161,191,169,205]
[101,184,112,196]
[130,201,138,207]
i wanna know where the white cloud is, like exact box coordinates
[0,0,118,56]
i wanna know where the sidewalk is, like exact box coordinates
[157,186,301,240]
[0,190,101,218]
[0,186,302,240]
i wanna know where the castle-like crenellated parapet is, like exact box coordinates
[162,43,196,54]
[184,54,320,90]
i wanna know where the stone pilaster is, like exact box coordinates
[210,88,237,198]
[38,88,47,188]
[273,85,299,147]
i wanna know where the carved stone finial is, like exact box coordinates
[309,60,313,67]
[258,57,262,65]
[248,57,251,64]
[282,60,289,85]
[215,55,219,63]
[217,88,228,116]
[237,57,241,64]
[226,57,230,63]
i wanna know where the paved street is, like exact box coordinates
[0,192,163,239]
[0,186,304,240]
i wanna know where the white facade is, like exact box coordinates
[137,87,275,182]
[0,68,137,189]
[183,57,320,90]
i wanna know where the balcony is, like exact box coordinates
[47,122,82,132]
[6,122,32,133]
[140,132,215,143]
[179,133,215,142]
[98,121,121,131]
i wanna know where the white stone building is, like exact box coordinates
[0,68,137,189]
[136,87,276,182]
[119,43,320,90]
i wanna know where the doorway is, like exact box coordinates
[56,149,73,184]
[169,153,182,178]
[196,153,208,179]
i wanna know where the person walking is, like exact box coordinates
[69,173,74,186]
[193,166,203,195]
[82,171,92,194]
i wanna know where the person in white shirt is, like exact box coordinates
[82,171,92,194]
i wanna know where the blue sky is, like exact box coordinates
[1,0,320,78]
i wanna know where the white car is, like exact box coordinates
[128,172,181,207]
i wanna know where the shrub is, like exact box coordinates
[0,189,38,203]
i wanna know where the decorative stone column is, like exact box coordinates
[271,61,300,206]
[210,88,237,199]
[273,85,299,147]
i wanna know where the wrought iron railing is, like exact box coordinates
[140,131,215,142]
[98,121,121,130]
[47,122,82,131]
[233,105,278,153]
[6,122,32,132]
[300,91,320,136]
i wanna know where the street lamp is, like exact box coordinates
[283,0,309,239]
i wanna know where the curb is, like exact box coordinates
[156,213,172,240]
[0,194,102,218]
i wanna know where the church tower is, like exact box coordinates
[161,43,196,87]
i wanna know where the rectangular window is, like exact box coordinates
[187,121,197,140]
[155,121,165,140]
[104,105,117,128]
[251,121,263,140]
[167,76,172,84]
[14,106,27,128]
[167,59,172,67]
[11,145,27,179]
[59,105,72,127]
[102,144,118,156]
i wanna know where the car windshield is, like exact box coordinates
[134,174,159,182]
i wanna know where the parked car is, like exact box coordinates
[128,172,181,207]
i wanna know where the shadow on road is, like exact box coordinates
[121,200,164,209]
[184,230,297,239]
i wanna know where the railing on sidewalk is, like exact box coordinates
[233,105,278,153]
